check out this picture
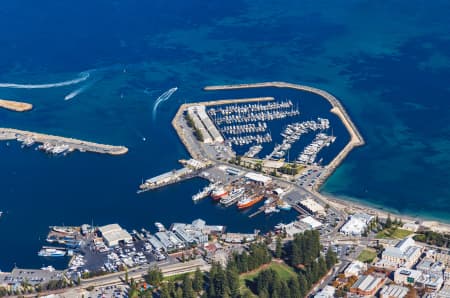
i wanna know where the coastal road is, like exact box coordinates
[80,258,209,288]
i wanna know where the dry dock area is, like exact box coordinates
[0,98,33,112]
[0,128,128,155]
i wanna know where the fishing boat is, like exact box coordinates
[264,206,280,214]
[220,188,245,207]
[211,186,228,201]
[278,201,292,211]
[38,248,66,257]
[237,195,264,209]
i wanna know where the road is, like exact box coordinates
[81,258,209,288]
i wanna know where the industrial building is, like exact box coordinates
[98,224,132,247]
[313,285,335,298]
[155,231,176,252]
[148,235,164,252]
[141,167,193,189]
[170,218,224,245]
[244,172,272,186]
[279,220,315,237]
[300,216,323,229]
[379,284,409,298]
[350,274,384,296]
[299,198,325,215]
[187,105,223,144]
[340,212,373,236]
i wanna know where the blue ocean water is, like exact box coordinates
[1,1,450,270]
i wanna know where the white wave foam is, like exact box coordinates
[152,87,178,119]
[0,71,90,89]
[64,78,98,101]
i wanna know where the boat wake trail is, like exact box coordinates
[0,71,90,89]
[64,78,98,101]
[152,87,178,119]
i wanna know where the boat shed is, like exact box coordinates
[99,224,132,247]
[301,216,323,229]
[244,172,272,186]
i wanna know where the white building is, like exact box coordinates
[340,213,373,236]
[344,260,367,278]
[402,222,419,232]
[300,216,323,229]
[416,271,444,291]
[98,224,133,247]
[394,268,422,285]
[379,238,421,269]
[187,105,223,143]
[244,172,272,186]
[416,258,445,275]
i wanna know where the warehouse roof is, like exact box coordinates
[99,224,132,246]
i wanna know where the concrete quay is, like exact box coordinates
[0,128,128,155]
[0,98,33,112]
[203,82,365,188]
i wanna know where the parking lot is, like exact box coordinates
[296,166,326,189]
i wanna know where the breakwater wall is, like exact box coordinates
[0,128,128,155]
[0,99,33,112]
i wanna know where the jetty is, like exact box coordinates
[0,128,128,155]
[0,99,33,112]
[203,82,365,188]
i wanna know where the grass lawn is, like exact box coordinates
[163,272,191,281]
[239,261,296,289]
[357,249,377,263]
[376,228,413,239]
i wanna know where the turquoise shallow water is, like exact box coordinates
[0,1,449,270]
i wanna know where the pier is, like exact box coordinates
[0,128,128,155]
[203,82,365,188]
[0,98,33,112]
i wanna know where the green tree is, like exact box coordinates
[144,267,163,286]
[386,214,392,228]
[193,267,204,293]
[298,273,308,296]
[159,283,171,298]
[182,275,195,298]
[275,236,283,259]
[325,247,337,269]
[226,266,240,298]
[318,257,328,277]
[289,277,302,298]
[280,281,290,298]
